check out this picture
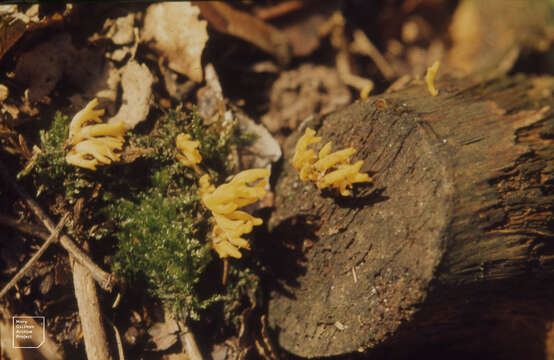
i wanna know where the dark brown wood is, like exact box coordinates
[266,74,554,358]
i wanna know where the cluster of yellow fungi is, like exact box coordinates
[175,133,269,259]
[293,127,371,196]
[66,98,126,170]
[176,133,202,172]
[199,170,269,259]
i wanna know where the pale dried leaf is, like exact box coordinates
[106,13,135,45]
[236,112,281,169]
[142,2,208,82]
[447,0,554,78]
[147,319,179,351]
[109,60,154,129]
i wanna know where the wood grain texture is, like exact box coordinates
[266,74,554,358]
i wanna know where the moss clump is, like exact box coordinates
[27,111,95,200]
[133,107,239,181]
[107,165,218,319]
[28,105,262,323]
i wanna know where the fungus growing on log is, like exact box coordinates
[293,127,372,196]
[425,60,440,96]
[267,74,554,358]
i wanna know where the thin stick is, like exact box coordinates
[0,213,68,299]
[72,254,113,360]
[105,317,125,360]
[177,320,203,360]
[255,0,303,20]
[0,213,114,291]
[351,29,396,80]
[0,161,114,291]
[0,214,49,239]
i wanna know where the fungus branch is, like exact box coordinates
[293,127,372,196]
[200,169,269,258]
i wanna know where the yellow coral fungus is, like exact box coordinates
[424,60,440,96]
[66,98,126,170]
[200,169,269,258]
[176,133,202,169]
[292,127,321,182]
[293,127,372,196]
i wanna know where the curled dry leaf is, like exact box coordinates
[105,13,135,46]
[236,111,282,170]
[109,60,154,130]
[142,2,208,82]
[147,319,179,351]
[262,64,351,134]
[194,2,291,65]
[0,4,69,61]
[447,0,554,79]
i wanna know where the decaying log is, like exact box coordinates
[266,74,554,358]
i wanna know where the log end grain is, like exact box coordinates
[267,99,453,357]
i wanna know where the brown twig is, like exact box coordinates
[105,317,125,360]
[72,252,113,360]
[177,319,204,360]
[0,213,68,299]
[0,213,114,291]
[0,161,114,291]
[351,29,396,80]
[0,214,49,239]
[254,0,304,20]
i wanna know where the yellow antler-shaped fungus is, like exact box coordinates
[176,133,202,169]
[66,98,126,170]
[200,168,269,258]
[293,127,371,196]
[292,127,321,182]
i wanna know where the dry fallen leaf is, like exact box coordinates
[147,319,179,351]
[109,60,154,130]
[0,4,68,62]
[447,0,554,78]
[236,111,282,170]
[261,64,351,134]
[194,2,291,65]
[142,2,208,82]
[105,12,135,45]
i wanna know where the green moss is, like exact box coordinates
[107,166,217,319]
[27,106,261,323]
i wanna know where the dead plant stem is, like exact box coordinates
[0,161,114,291]
[0,213,68,299]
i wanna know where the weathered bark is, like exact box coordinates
[266,74,554,358]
